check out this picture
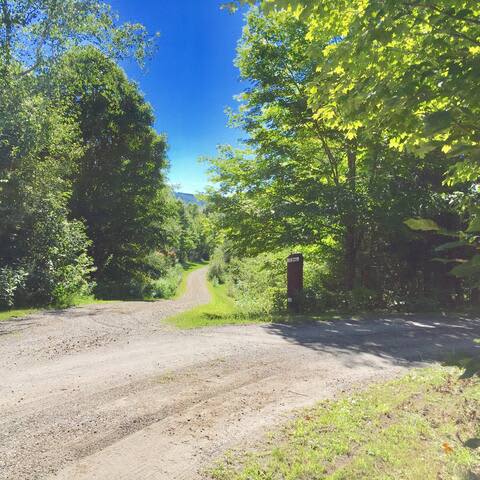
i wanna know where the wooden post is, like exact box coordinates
[287,253,304,312]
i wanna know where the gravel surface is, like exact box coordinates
[0,267,479,480]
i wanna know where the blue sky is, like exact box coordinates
[109,0,247,194]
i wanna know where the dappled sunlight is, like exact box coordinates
[263,315,480,367]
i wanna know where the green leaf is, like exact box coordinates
[432,257,462,264]
[404,218,440,231]
[435,240,470,252]
[466,217,480,233]
[424,110,453,136]
[451,255,480,279]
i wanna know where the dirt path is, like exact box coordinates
[0,268,479,480]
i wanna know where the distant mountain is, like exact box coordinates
[174,192,205,207]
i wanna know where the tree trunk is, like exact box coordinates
[344,148,357,291]
[1,0,12,69]
[345,224,356,290]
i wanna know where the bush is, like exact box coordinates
[145,263,184,299]
[141,251,176,278]
[95,259,184,301]
[51,253,96,308]
[226,253,286,317]
[0,266,28,309]
[1,199,95,308]
[208,247,228,284]
[21,214,95,307]
[208,247,454,315]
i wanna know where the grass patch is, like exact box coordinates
[0,308,39,321]
[0,296,116,322]
[65,295,117,307]
[168,280,266,329]
[209,364,480,480]
[174,260,208,299]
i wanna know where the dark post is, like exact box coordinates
[287,253,304,312]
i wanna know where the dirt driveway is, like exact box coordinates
[1,267,479,480]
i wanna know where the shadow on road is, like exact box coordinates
[264,314,480,367]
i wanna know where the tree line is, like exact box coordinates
[2,0,478,314]
[0,1,212,309]
[207,1,479,312]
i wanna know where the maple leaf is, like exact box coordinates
[442,442,454,454]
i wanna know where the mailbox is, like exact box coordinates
[287,253,304,312]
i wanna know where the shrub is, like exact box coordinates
[51,253,96,308]
[226,253,286,317]
[208,247,228,284]
[141,251,175,278]
[21,214,95,307]
[0,266,28,309]
[146,263,184,299]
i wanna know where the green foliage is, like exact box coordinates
[145,264,184,299]
[49,47,171,290]
[24,211,95,307]
[0,0,157,77]
[225,253,286,316]
[141,251,176,279]
[247,0,480,169]
[175,200,214,264]
[250,0,480,300]
[0,64,95,307]
[0,1,181,308]
[406,209,480,289]
[0,267,27,309]
[208,246,229,284]
[207,7,467,309]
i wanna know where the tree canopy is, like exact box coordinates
[207,1,479,309]
[0,0,211,308]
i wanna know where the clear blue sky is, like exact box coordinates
[109,0,246,194]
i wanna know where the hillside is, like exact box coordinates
[174,192,204,207]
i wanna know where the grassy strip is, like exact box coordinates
[0,308,39,322]
[168,280,266,329]
[174,261,208,299]
[209,365,480,480]
[65,295,116,307]
[0,262,205,322]
[0,296,116,322]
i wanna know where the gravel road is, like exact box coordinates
[0,267,479,480]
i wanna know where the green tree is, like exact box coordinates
[0,0,156,76]
[0,0,161,306]
[0,74,94,307]
[176,200,213,264]
[50,47,171,289]
[208,7,465,307]
[230,1,479,182]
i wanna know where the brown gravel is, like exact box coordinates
[0,268,479,480]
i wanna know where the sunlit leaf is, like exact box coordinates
[404,218,440,232]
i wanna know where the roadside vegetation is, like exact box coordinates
[0,1,215,313]
[2,0,478,320]
[0,308,39,322]
[168,277,245,329]
[209,364,480,480]
[174,261,209,299]
[205,1,480,317]
[0,262,203,322]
